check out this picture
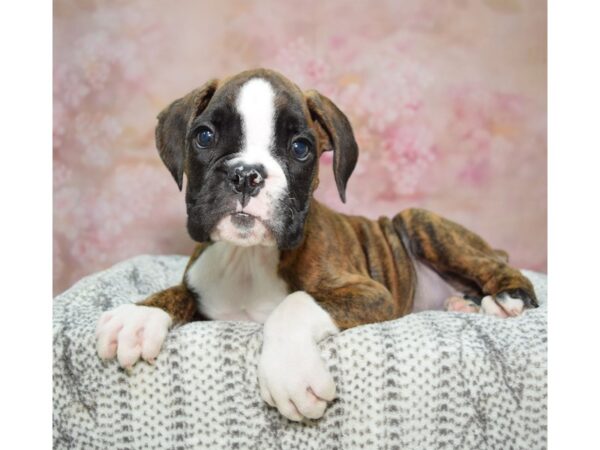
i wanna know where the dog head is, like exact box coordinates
[155,68,358,250]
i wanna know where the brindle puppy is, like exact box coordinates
[96,68,537,422]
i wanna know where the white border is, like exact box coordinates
[0,1,52,448]
[549,0,600,447]
[2,0,599,447]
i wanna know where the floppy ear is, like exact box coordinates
[304,90,359,203]
[155,79,219,190]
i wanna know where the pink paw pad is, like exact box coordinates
[444,296,481,314]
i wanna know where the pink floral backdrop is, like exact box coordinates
[53,0,547,295]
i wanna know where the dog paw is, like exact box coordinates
[444,296,481,313]
[258,336,335,422]
[96,304,172,369]
[481,290,537,318]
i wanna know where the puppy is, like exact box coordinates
[96,68,538,422]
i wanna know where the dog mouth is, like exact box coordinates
[230,211,276,231]
[209,211,276,247]
[230,212,257,229]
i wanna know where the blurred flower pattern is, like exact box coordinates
[53,0,547,294]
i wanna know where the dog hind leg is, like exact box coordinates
[393,208,538,317]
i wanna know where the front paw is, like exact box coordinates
[258,336,336,422]
[95,304,172,369]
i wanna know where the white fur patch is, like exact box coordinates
[232,78,288,227]
[96,304,172,369]
[236,78,276,161]
[481,294,526,318]
[447,293,526,318]
[258,291,339,421]
[481,295,509,318]
[185,242,288,323]
[210,215,275,247]
[494,293,525,317]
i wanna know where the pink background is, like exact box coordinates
[53,0,547,295]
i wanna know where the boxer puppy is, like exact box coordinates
[96,68,538,422]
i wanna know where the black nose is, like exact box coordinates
[227,164,266,198]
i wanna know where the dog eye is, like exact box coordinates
[195,127,215,148]
[291,138,311,161]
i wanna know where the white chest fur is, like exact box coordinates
[185,242,289,323]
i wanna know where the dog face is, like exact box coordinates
[155,69,358,250]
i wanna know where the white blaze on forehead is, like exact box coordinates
[229,77,288,227]
[236,78,276,163]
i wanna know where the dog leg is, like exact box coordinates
[393,208,538,317]
[258,277,400,421]
[258,291,339,422]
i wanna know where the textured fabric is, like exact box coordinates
[53,255,547,449]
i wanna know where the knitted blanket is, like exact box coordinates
[53,255,547,449]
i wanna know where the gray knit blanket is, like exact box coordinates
[53,255,547,449]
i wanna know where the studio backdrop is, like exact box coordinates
[53,0,547,294]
